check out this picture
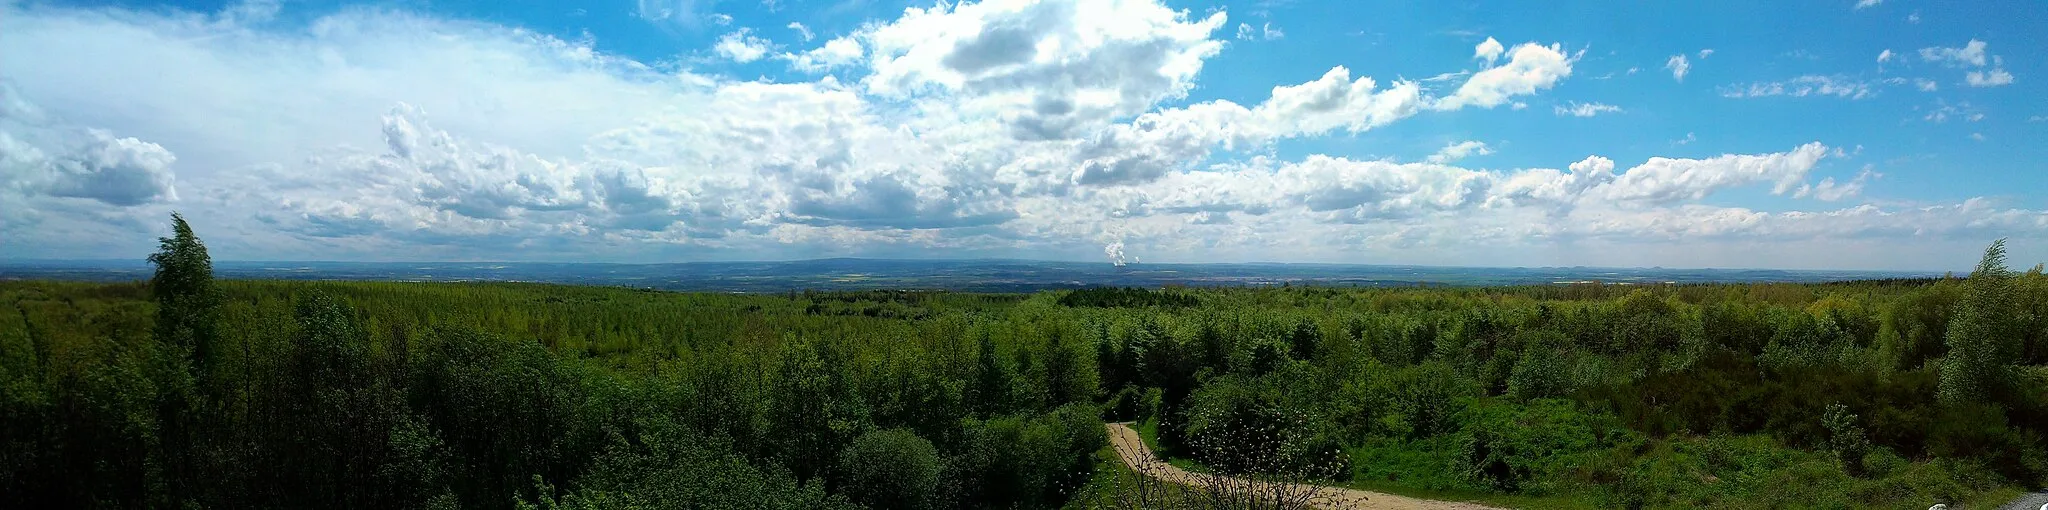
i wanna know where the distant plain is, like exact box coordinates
[0,258,1942,292]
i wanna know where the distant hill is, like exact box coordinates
[0,259,1943,293]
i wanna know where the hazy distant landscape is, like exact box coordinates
[0,259,1942,292]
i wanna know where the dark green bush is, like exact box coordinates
[836,428,941,510]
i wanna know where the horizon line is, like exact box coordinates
[0,256,1961,275]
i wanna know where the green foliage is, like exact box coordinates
[1940,238,2020,407]
[413,326,595,508]
[767,338,870,482]
[1184,371,1348,480]
[1057,287,1199,308]
[836,428,942,509]
[518,425,847,510]
[148,212,220,370]
[968,330,1015,418]
[1227,336,1293,376]
[1506,330,1572,401]
[1104,386,1148,422]
[1822,402,1872,477]
[1386,361,1482,439]
[1452,399,1634,494]
[4,218,2046,509]
[941,404,1107,508]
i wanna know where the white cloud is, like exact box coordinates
[1907,11,1920,23]
[783,37,864,72]
[1915,78,1938,91]
[2,128,178,206]
[1665,54,1690,81]
[1794,167,1877,201]
[1876,49,1893,63]
[1072,66,1429,184]
[636,0,717,26]
[1966,68,2014,87]
[1720,75,1876,100]
[1855,0,1883,10]
[1080,37,1572,186]
[1553,101,1622,117]
[1236,22,1283,41]
[1922,100,1977,123]
[1919,39,1988,67]
[1,0,2037,267]
[787,21,813,42]
[1422,70,1471,82]
[1474,37,1504,63]
[1434,41,1574,110]
[1970,132,1986,141]
[1277,155,1493,221]
[1697,48,1715,59]
[853,0,1229,139]
[1489,155,1616,209]
[1912,40,2013,88]
[1426,140,1492,164]
[713,28,774,63]
[1595,142,1831,203]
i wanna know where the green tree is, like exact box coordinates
[264,292,421,508]
[521,424,846,510]
[835,428,941,510]
[145,212,220,506]
[1035,327,1092,409]
[1185,373,1347,479]
[767,338,869,482]
[412,326,587,509]
[1821,402,1871,477]
[1138,321,1201,453]
[1939,239,2017,406]
[148,212,219,371]
[1288,316,1321,361]
[967,331,1013,418]
[1230,337,1291,377]
[1507,330,1571,401]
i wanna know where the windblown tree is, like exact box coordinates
[149,212,219,371]
[146,212,222,505]
[1939,239,2018,406]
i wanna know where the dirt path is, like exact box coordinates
[1995,489,2048,510]
[1104,422,1505,510]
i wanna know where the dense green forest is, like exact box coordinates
[3,216,2046,509]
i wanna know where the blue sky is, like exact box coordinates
[1,0,2043,270]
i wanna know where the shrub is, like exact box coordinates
[1184,373,1348,480]
[836,428,941,510]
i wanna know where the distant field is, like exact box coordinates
[0,258,1943,292]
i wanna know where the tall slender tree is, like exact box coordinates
[149,212,220,372]
[967,331,1013,418]
[146,213,221,506]
[1939,238,2018,406]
